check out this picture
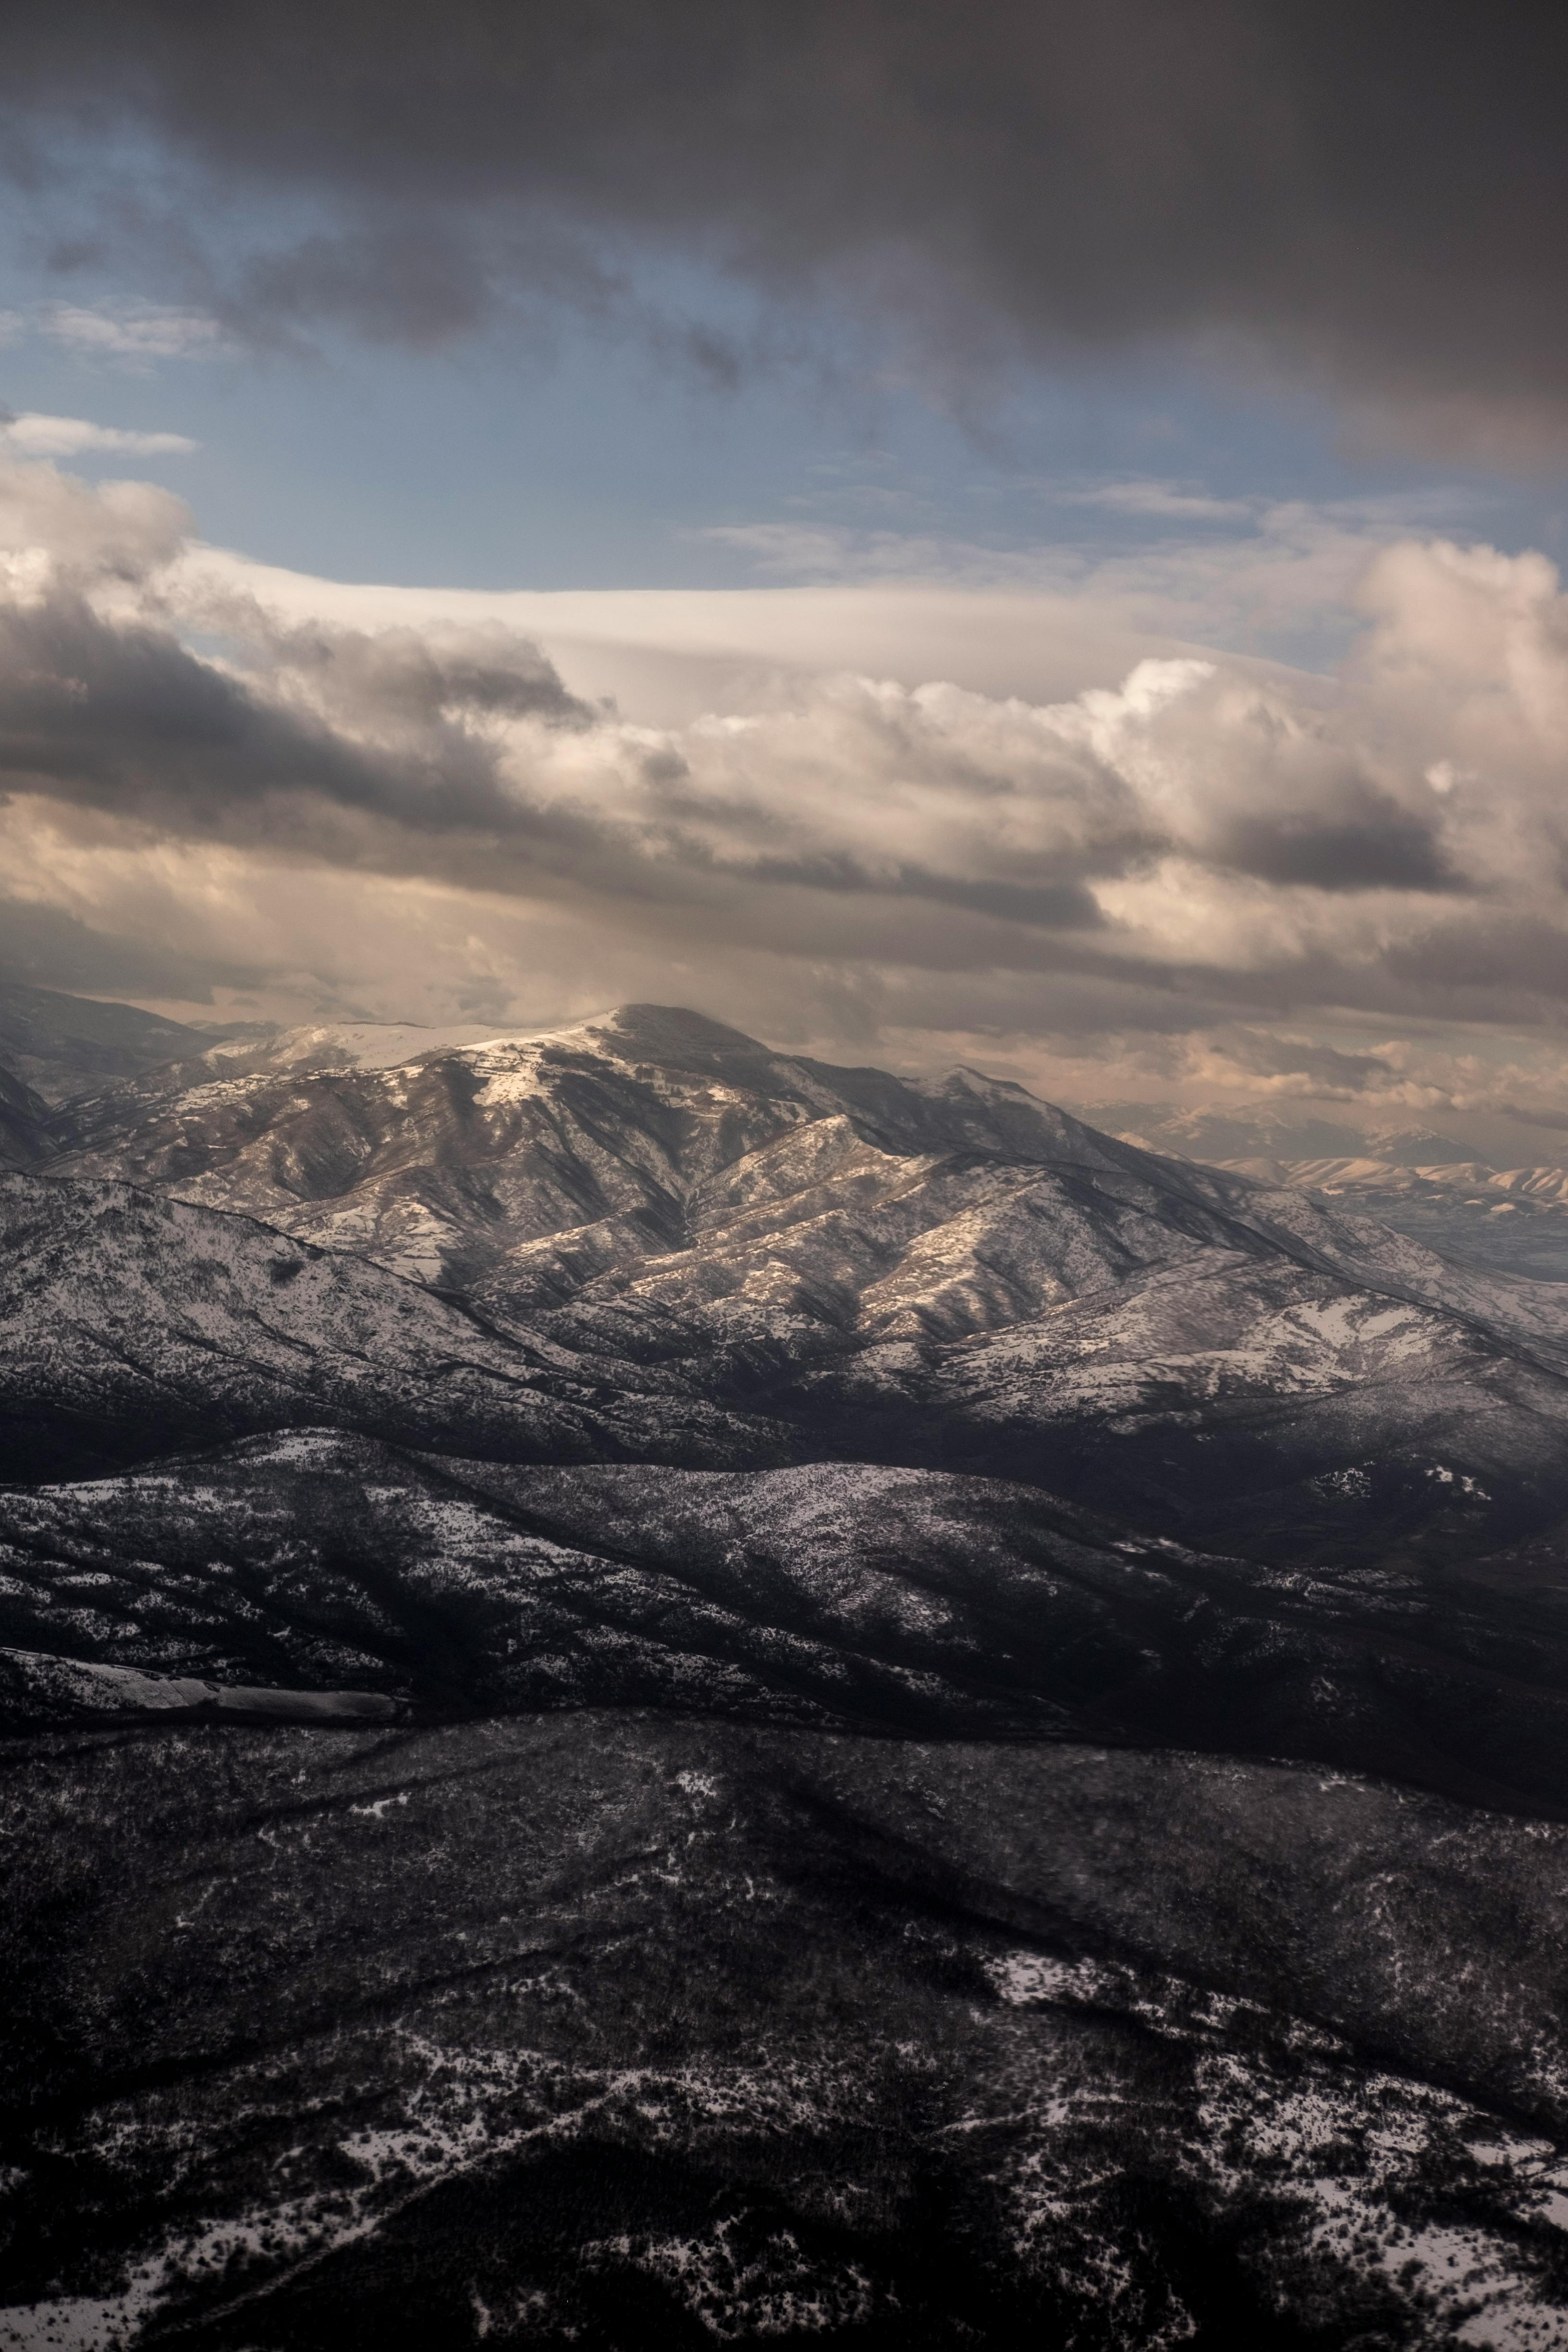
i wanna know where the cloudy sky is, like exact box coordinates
[4,1,1568,1142]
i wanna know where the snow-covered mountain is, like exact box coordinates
[12,1000,1568,2342]
[51,1002,1165,1290]
[33,1003,1568,1559]
[0,1165,799,1483]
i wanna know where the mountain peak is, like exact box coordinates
[579,1003,786,1068]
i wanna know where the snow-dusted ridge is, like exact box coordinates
[21,1002,1568,1567]
[11,997,1568,2341]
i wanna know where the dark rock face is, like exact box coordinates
[10,1003,1568,2343]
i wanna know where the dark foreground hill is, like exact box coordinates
[10,1430,1568,1820]
[9,1004,1568,2345]
[0,1063,53,1169]
[9,1713,1568,2349]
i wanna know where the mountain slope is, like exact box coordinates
[16,1004,1568,2344]
[8,1428,1568,1813]
[0,1169,789,1482]
[9,1712,1568,2351]
[0,1062,54,1168]
[0,976,258,1101]
[51,1003,1226,1294]
[42,1004,1568,1563]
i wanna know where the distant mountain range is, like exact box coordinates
[1079,1094,1568,1282]
[0,973,265,1102]
[10,992,1568,2344]
[1079,1097,1483,1166]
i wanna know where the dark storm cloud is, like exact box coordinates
[0,591,594,843]
[4,3,1568,438]
[0,548,1510,1000]
[742,854,1111,931]
[1381,922,1568,1018]
[0,460,1166,950]
[1215,800,1463,894]
[1191,1030,1395,1093]
[889,872,1108,930]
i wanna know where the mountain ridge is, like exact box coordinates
[12,995,1568,2342]
[0,973,265,1101]
[22,1005,1568,1569]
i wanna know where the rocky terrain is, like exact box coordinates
[0,1168,792,1483]
[9,996,1568,2343]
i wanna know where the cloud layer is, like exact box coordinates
[0,411,196,457]
[9,455,1568,1132]
[5,3,1568,450]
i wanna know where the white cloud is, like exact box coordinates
[0,413,198,458]
[37,302,231,366]
[1056,481,1257,522]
